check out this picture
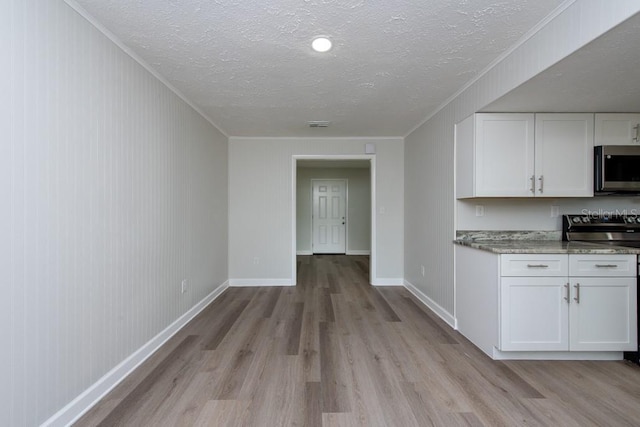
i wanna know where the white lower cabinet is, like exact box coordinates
[569,277,637,351]
[500,276,569,351]
[455,246,638,359]
[499,254,637,352]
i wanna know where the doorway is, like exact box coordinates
[312,179,347,254]
[292,155,376,285]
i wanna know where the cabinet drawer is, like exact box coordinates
[569,255,637,277]
[501,254,568,277]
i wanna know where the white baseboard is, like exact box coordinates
[229,278,294,287]
[403,280,456,328]
[371,278,404,286]
[346,250,371,255]
[42,281,229,427]
[492,349,622,361]
[296,250,370,256]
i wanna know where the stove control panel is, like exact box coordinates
[565,214,640,225]
[569,216,592,224]
[563,214,640,237]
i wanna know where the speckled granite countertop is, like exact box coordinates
[454,231,640,254]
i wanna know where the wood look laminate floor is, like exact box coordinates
[76,255,640,427]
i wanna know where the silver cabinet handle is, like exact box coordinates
[633,124,639,142]
[526,264,549,268]
[538,175,544,193]
[595,264,618,268]
[574,283,580,303]
[564,283,570,303]
[529,175,535,194]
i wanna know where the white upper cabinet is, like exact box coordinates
[534,113,594,197]
[456,113,594,198]
[594,113,640,146]
[456,113,535,198]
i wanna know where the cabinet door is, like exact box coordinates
[569,277,637,351]
[534,113,594,197]
[500,277,569,351]
[595,113,640,146]
[475,113,535,197]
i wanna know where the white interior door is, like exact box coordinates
[312,180,346,254]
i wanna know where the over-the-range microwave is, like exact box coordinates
[595,145,640,194]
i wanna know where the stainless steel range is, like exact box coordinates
[563,213,640,364]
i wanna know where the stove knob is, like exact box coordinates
[572,217,581,223]
[636,217,640,224]
[628,217,636,223]
[581,216,590,223]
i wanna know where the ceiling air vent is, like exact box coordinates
[307,120,330,128]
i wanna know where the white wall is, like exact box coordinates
[296,167,371,254]
[2,1,228,426]
[229,137,403,285]
[404,1,640,324]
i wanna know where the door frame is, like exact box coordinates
[292,154,376,285]
[310,179,348,254]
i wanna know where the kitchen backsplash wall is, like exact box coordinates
[457,197,640,230]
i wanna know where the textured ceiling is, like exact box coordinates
[71,0,567,137]
[483,12,640,113]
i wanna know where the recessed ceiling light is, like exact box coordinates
[311,37,332,53]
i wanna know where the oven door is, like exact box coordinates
[595,145,640,193]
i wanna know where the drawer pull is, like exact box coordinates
[595,264,618,268]
[526,264,549,268]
